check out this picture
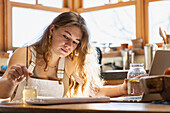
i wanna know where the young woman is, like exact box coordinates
[0,12,127,101]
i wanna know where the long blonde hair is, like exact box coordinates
[32,11,103,97]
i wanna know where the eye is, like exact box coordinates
[63,35,69,39]
[73,41,78,45]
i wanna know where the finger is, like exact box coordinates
[135,74,149,79]
[18,64,31,77]
[11,65,23,78]
[17,65,32,77]
[9,72,22,82]
[124,79,128,83]
[21,66,29,77]
[17,75,25,82]
[9,69,20,80]
[9,73,17,81]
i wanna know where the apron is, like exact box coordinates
[11,47,69,102]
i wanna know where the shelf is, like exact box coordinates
[0,52,9,58]
[102,51,121,58]
[102,49,144,58]
[101,70,128,80]
[132,49,144,55]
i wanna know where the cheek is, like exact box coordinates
[72,44,79,51]
[52,37,63,46]
[51,40,61,50]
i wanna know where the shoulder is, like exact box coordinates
[10,47,26,61]
[2,47,32,78]
[13,47,27,55]
[8,46,32,68]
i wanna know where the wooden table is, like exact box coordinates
[0,102,170,113]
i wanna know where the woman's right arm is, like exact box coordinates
[0,47,31,99]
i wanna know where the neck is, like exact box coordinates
[50,51,60,67]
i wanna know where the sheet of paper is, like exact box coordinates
[26,96,110,105]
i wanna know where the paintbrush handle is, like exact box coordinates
[26,46,28,86]
[159,27,166,44]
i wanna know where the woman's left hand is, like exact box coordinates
[134,74,149,79]
[121,74,149,95]
[121,79,128,95]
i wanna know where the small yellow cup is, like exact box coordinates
[23,86,37,104]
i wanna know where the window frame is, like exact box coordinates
[77,0,164,48]
[79,1,136,48]
[4,0,70,51]
[1,0,165,52]
[78,1,142,48]
[145,0,169,45]
[0,0,4,51]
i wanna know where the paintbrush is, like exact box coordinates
[26,46,28,86]
[164,30,168,44]
[159,27,166,44]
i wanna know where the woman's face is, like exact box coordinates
[50,25,82,57]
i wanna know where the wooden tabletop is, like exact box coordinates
[0,102,170,113]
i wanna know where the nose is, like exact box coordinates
[65,40,72,49]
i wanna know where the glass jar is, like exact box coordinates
[127,63,146,96]
[23,85,37,104]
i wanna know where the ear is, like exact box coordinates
[49,24,55,34]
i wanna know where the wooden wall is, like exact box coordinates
[0,0,4,52]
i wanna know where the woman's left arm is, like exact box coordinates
[96,79,127,97]
[96,74,149,97]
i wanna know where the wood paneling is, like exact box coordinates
[74,0,83,13]
[144,0,149,45]
[136,0,147,47]
[4,0,12,51]
[63,0,73,10]
[0,0,4,51]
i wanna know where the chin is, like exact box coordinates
[59,54,68,58]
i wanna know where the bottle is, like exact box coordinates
[127,63,146,96]
[144,44,157,71]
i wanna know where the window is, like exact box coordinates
[38,0,63,8]
[10,0,35,4]
[5,0,69,49]
[4,0,168,51]
[83,0,109,8]
[81,5,136,47]
[12,7,59,47]
[10,0,63,8]
[149,0,170,44]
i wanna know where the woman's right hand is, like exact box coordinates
[7,64,31,85]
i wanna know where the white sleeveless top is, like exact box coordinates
[11,47,69,102]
